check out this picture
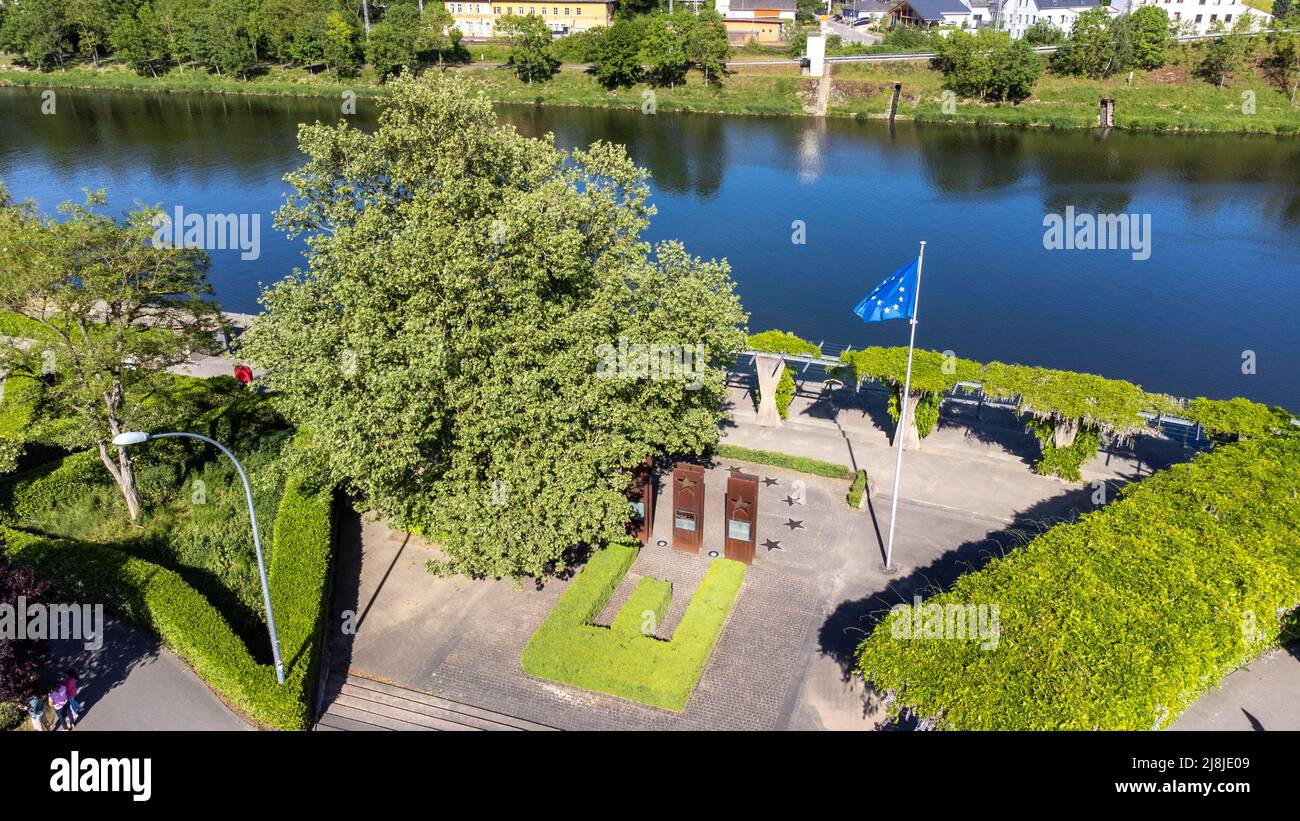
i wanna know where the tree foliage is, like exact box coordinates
[242,75,747,579]
[933,29,1043,103]
[592,16,644,89]
[0,185,222,520]
[0,548,51,716]
[499,13,560,85]
[1051,6,1121,78]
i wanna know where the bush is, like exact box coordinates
[846,468,868,509]
[747,330,820,358]
[610,576,672,637]
[1185,396,1293,441]
[857,435,1300,730]
[774,368,797,420]
[0,548,51,724]
[714,444,852,479]
[0,470,333,730]
[0,450,102,522]
[521,544,745,711]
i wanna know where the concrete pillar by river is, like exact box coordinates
[754,353,785,427]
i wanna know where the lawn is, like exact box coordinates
[521,544,746,711]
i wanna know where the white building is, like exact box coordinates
[1000,0,1108,39]
[1117,0,1270,37]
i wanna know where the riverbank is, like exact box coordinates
[3,53,1297,135]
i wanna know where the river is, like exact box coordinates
[3,87,1298,408]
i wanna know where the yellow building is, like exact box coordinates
[443,1,616,39]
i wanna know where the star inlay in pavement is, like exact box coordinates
[784,518,805,531]
[762,477,779,487]
[727,465,743,474]
[762,539,783,552]
[783,495,800,507]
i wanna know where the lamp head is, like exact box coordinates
[112,432,150,447]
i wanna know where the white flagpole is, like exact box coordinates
[884,240,926,570]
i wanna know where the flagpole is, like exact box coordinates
[884,240,926,570]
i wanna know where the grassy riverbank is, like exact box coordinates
[2,52,1297,134]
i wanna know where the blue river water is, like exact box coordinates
[2,87,1298,408]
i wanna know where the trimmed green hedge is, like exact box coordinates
[0,472,333,730]
[611,577,672,637]
[0,449,101,522]
[747,330,821,358]
[521,545,745,711]
[856,435,1300,730]
[846,468,868,509]
[715,444,851,480]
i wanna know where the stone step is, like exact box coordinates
[315,674,557,732]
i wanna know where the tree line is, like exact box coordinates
[934,6,1300,104]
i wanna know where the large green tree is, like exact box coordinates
[592,16,644,89]
[499,13,559,84]
[0,186,222,519]
[1127,6,1171,70]
[243,75,746,579]
[1051,6,1120,78]
[933,29,1042,103]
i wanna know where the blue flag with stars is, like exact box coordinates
[853,260,918,323]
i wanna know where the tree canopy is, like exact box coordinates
[243,75,747,580]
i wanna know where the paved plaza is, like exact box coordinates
[318,372,1186,730]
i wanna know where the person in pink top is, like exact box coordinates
[63,669,82,725]
[47,684,69,731]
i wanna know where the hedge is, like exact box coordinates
[0,375,40,473]
[521,545,746,711]
[715,444,852,480]
[610,577,672,638]
[856,435,1300,730]
[747,330,821,359]
[0,449,102,522]
[846,468,868,509]
[1184,396,1295,441]
[0,472,333,730]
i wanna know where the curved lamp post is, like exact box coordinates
[112,430,285,685]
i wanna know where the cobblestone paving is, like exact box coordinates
[428,545,821,730]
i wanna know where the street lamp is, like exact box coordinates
[112,430,285,685]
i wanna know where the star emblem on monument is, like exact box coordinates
[678,477,696,490]
[784,519,805,531]
[732,498,751,512]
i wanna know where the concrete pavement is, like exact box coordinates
[1171,645,1300,731]
[39,618,250,731]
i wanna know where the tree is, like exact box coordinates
[796,0,821,23]
[640,12,690,88]
[1024,19,1064,46]
[499,13,559,84]
[0,551,51,718]
[196,0,258,78]
[109,4,167,77]
[592,17,643,89]
[1128,6,1171,69]
[1265,27,1299,99]
[686,7,730,86]
[1051,6,1119,78]
[365,3,420,80]
[323,10,360,77]
[933,29,1042,103]
[68,0,119,67]
[243,75,746,579]
[1274,0,1292,20]
[1198,17,1255,87]
[0,0,75,69]
[0,186,222,521]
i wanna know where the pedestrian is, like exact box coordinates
[63,669,82,725]
[26,693,45,731]
[233,364,253,388]
[47,684,69,731]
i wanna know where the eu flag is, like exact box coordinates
[853,260,918,324]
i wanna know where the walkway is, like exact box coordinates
[45,618,250,731]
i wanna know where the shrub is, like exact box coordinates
[747,330,821,358]
[1185,396,1293,441]
[846,468,868,509]
[0,450,102,522]
[610,576,672,637]
[714,444,851,479]
[0,547,51,724]
[521,544,745,711]
[774,368,797,420]
[1030,425,1100,481]
[857,435,1300,730]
